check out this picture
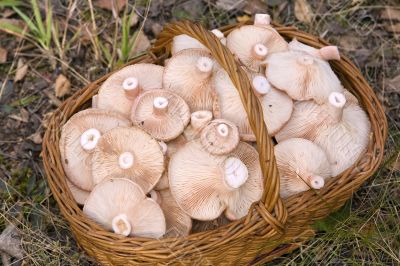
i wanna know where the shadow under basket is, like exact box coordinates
[42,20,387,265]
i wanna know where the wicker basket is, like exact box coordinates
[42,20,387,265]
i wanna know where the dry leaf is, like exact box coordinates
[385,23,400,33]
[243,0,269,15]
[94,0,127,12]
[0,47,7,63]
[14,58,28,82]
[151,23,163,36]
[130,13,139,27]
[381,6,400,21]
[55,74,71,97]
[216,0,246,11]
[131,31,150,56]
[387,74,400,92]
[28,131,42,144]
[237,15,251,23]
[294,0,313,23]
[43,90,62,107]
[9,108,29,123]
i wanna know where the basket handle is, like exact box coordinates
[152,20,281,213]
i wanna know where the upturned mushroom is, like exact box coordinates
[169,141,263,221]
[59,108,131,191]
[131,89,191,141]
[265,50,343,103]
[163,49,219,111]
[91,126,164,193]
[183,110,213,141]
[250,75,293,135]
[200,119,240,155]
[154,171,169,190]
[275,138,332,198]
[83,178,166,238]
[149,189,192,237]
[66,179,90,205]
[276,92,371,176]
[289,38,340,61]
[171,30,226,55]
[226,14,288,72]
[97,63,164,116]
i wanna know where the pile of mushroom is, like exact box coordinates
[60,13,371,238]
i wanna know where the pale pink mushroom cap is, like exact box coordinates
[163,49,220,112]
[91,127,164,193]
[59,108,131,191]
[97,64,164,116]
[200,119,240,155]
[183,110,213,141]
[83,178,166,238]
[66,179,90,205]
[226,25,288,72]
[275,138,331,198]
[265,50,343,103]
[289,38,340,61]
[172,34,207,55]
[131,89,190,141]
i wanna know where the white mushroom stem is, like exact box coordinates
[252,43,268,60]
[297,55,314,65]
[196,57,214,78]
[223,157,249,189]
[328,92,346,123]
[217,123,229,137]
[308,175,325,189]
[111,214,132,236]
[118,152,134,169]
[158,141,168,155]
[252,76,272,97]
[149,190,161,204]
[318,46,340,61]
[122,77,140,99]
[153,97,169,116]
[191,110,213,130]
[254,13,271,26]
[80,128,101,151]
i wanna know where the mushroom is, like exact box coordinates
[169,141,263,221]
[97,63,164,116]
[289,38,340,61]
[274,138,331,198]
[149,189,192,237]
[66,179,90,205]
[131,89,191,141]
[166,135,188,158]
[250,75,293,136]
[83,178,166,238]
[172,30,226,54]
[163,49,219,112]
[200,119,240,155]
[154,171,169,190]
[59,108,131,191]
[92,94,98,108]
[226,17,288,72]
[212,69,255,141]
[276,92,371,176]
[183,110,213,141]
[91,126,164,193]
[265,50,343,103]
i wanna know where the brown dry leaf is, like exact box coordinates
[28,131,42,144]
[294,0,314,23]
[14,58,28,82]
[131,31,150,56]
[237,15,251,23]
[0,47,7,63]
[9,108,29,123]
[385,23,400,33]
[55,74,71,97]
[381,6,400,21]
[387,74,400,92]
[243,0,269,15]
[130,13,139,27]
[216,0,246,11]
[94,0,127,12]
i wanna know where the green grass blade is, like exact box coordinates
[30,0,45,38]
[12,6,39,34]
[45,2,52,48]
[0,0,21,7]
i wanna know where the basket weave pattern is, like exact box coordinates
[42,20,387,265]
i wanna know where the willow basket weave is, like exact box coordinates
[42,20,387,265]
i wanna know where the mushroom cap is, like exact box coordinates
[265,50,343,103]
[59,108,131,191]
[169,141,263,221]
[66,179,90,205]
[274,138,331,198]
[171,34,207,55]
[212,70,255,141]
[200,119,240,155]
[91,126,164,193]
[183,110,213,141]
[131,89,191,141]
[83,178,166,238]
[166,135,188,158]
[226,25,288,72]
[98,64,164,116]
[250,75,293,136]
[275,92,371,176]
[289,38,340,61]
[163,49,219,112]
[157,189,192,237]
[92,94,98,108]
[154,171,169,190]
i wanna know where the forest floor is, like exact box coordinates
[0,0,399,265]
